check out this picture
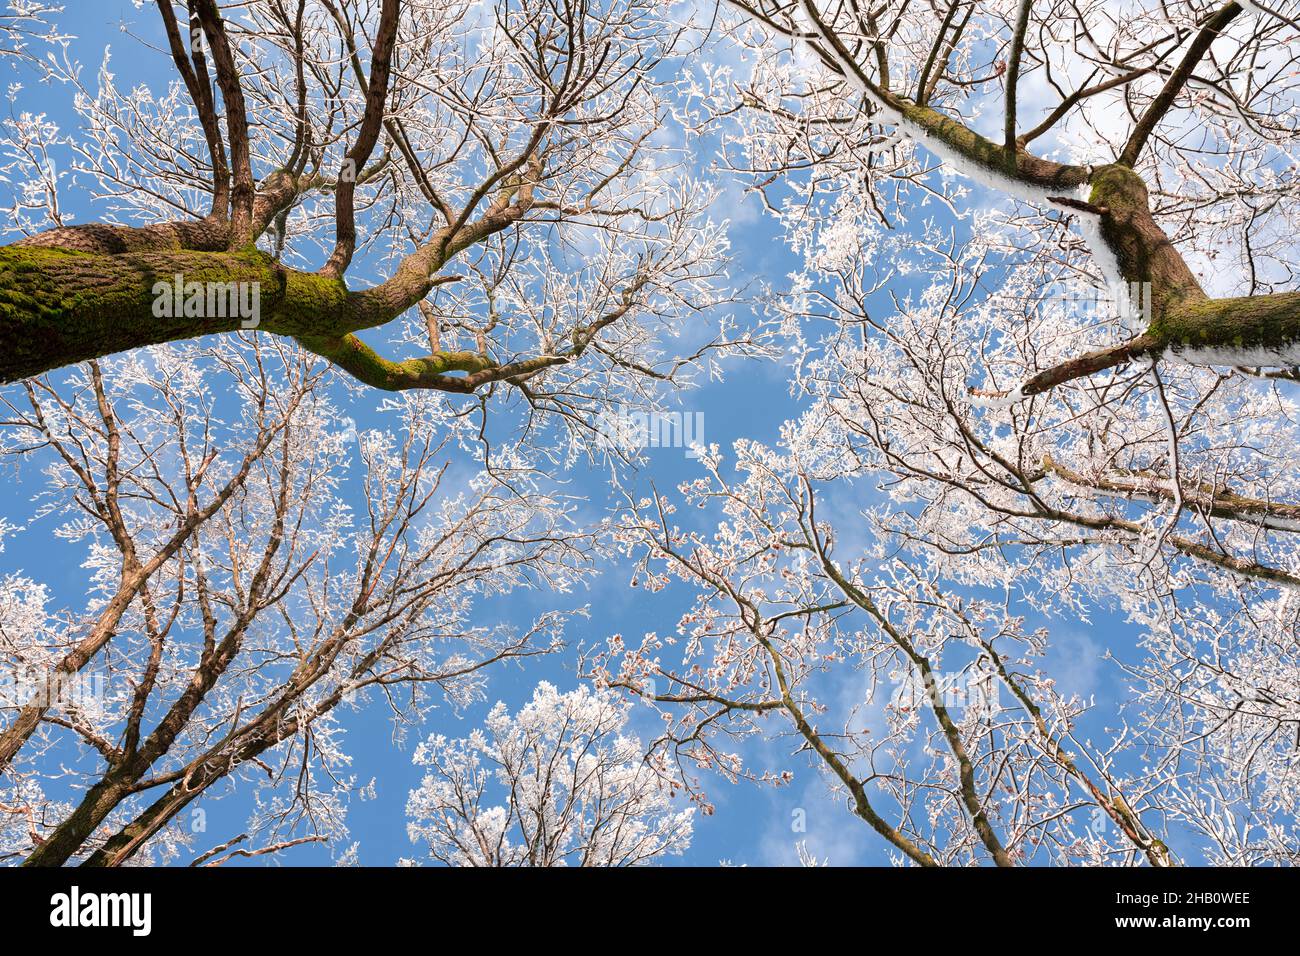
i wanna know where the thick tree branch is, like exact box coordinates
[321,0,401,278]
[192,0,256,242]
[1003,0,1032,157]
[742,2,1300,399]
[1119,2,1244,167]
[155,0,230,218]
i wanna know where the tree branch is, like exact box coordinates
[1119,2,1243,167]
[321,0,401,278]
[1003,0,1032,157]
[192,0,256,241]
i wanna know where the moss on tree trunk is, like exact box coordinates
[0,245,393,381]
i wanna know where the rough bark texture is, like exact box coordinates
[0,244,357,380]
[1087,164,1206,312]
[0,139,543,388]
[1157,292,1300,358]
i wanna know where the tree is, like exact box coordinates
[0,340,590,866]
[0,0,753,424]
[0,0,761,868]
[595,450,1181,866]
[719,0,1300,380]
[405,681,693,866]
[594,0,1300,863]
[703,2,1300,587]
[5,0,1300,869]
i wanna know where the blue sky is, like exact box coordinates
[0,1,1166,867]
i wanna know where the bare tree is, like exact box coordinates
[0,341,591,866]
[612,0,1300,864]
[405,681,694,866]
[719,0,1300,381]
[0,0,757,423]
[594,449,1176,866]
